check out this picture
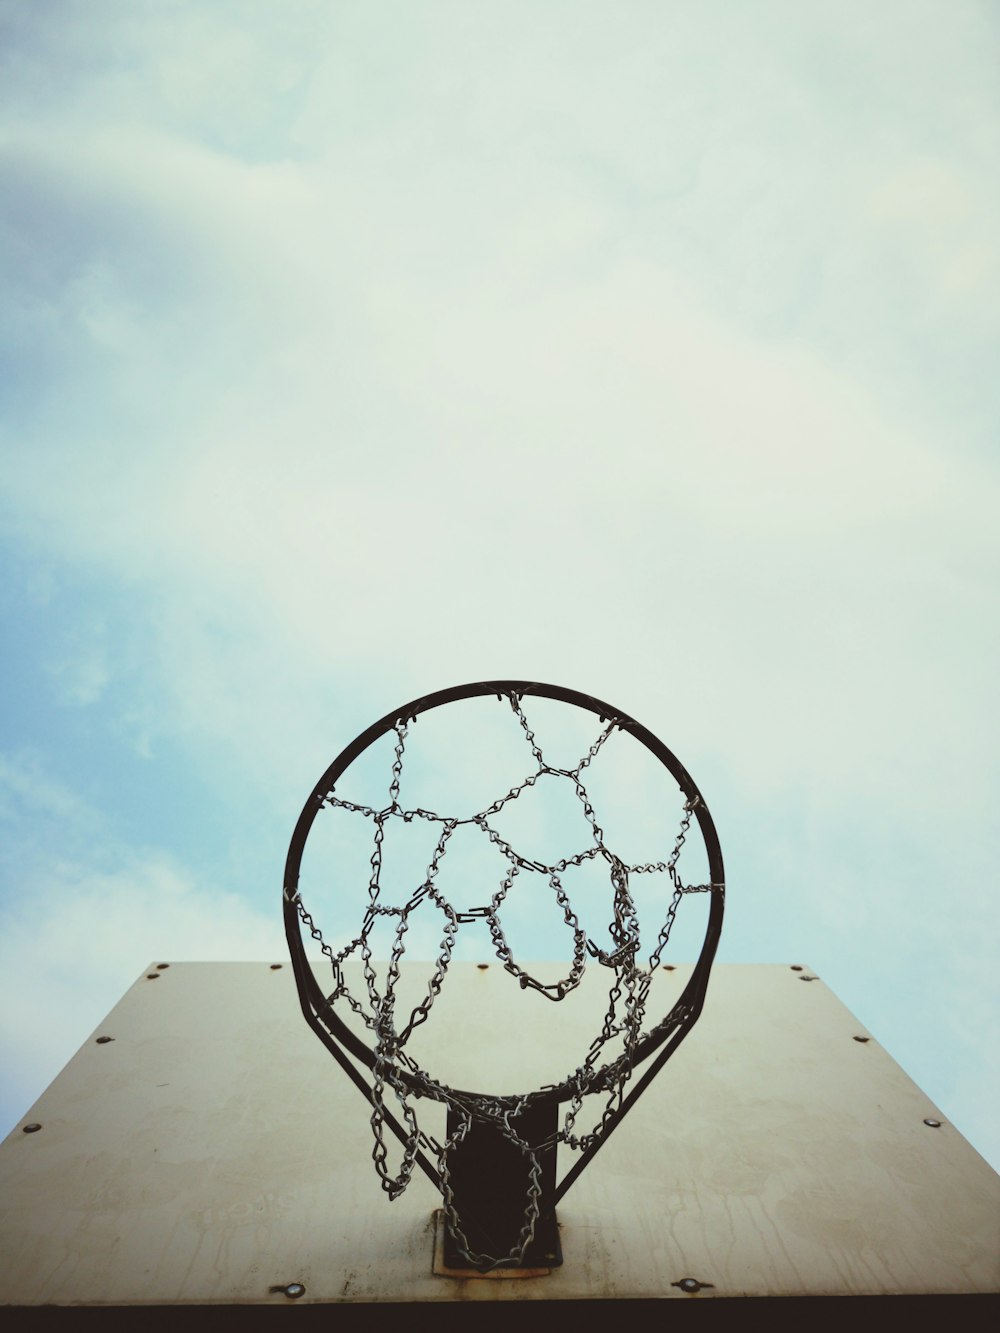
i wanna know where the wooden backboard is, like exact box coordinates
[1,961,997,1320]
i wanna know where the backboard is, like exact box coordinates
[1,961,997,1322]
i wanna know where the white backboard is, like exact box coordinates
[1,962,997,1313]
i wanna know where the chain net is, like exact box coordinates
[287,690,715,1269]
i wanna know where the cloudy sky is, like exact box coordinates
[1,0,997,1173]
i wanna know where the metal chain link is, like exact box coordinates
[295,692,715,1267]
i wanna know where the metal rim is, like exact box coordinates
[283,680,725,1106]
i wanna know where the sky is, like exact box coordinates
[0,0,997,1175]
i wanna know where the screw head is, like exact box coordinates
[22,1123,42,1134]
[674,1276,713,1293]
[924,1118,942,1128]
[672,1275,715,1294]
[96,1036,115,1044]
[284,1283,305,1299]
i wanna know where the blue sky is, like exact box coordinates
[1,0,998,1171]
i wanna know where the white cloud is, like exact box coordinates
[0,0,997,1171]
[0,750,282,1136]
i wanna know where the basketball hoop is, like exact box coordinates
[283,681,724,1271]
